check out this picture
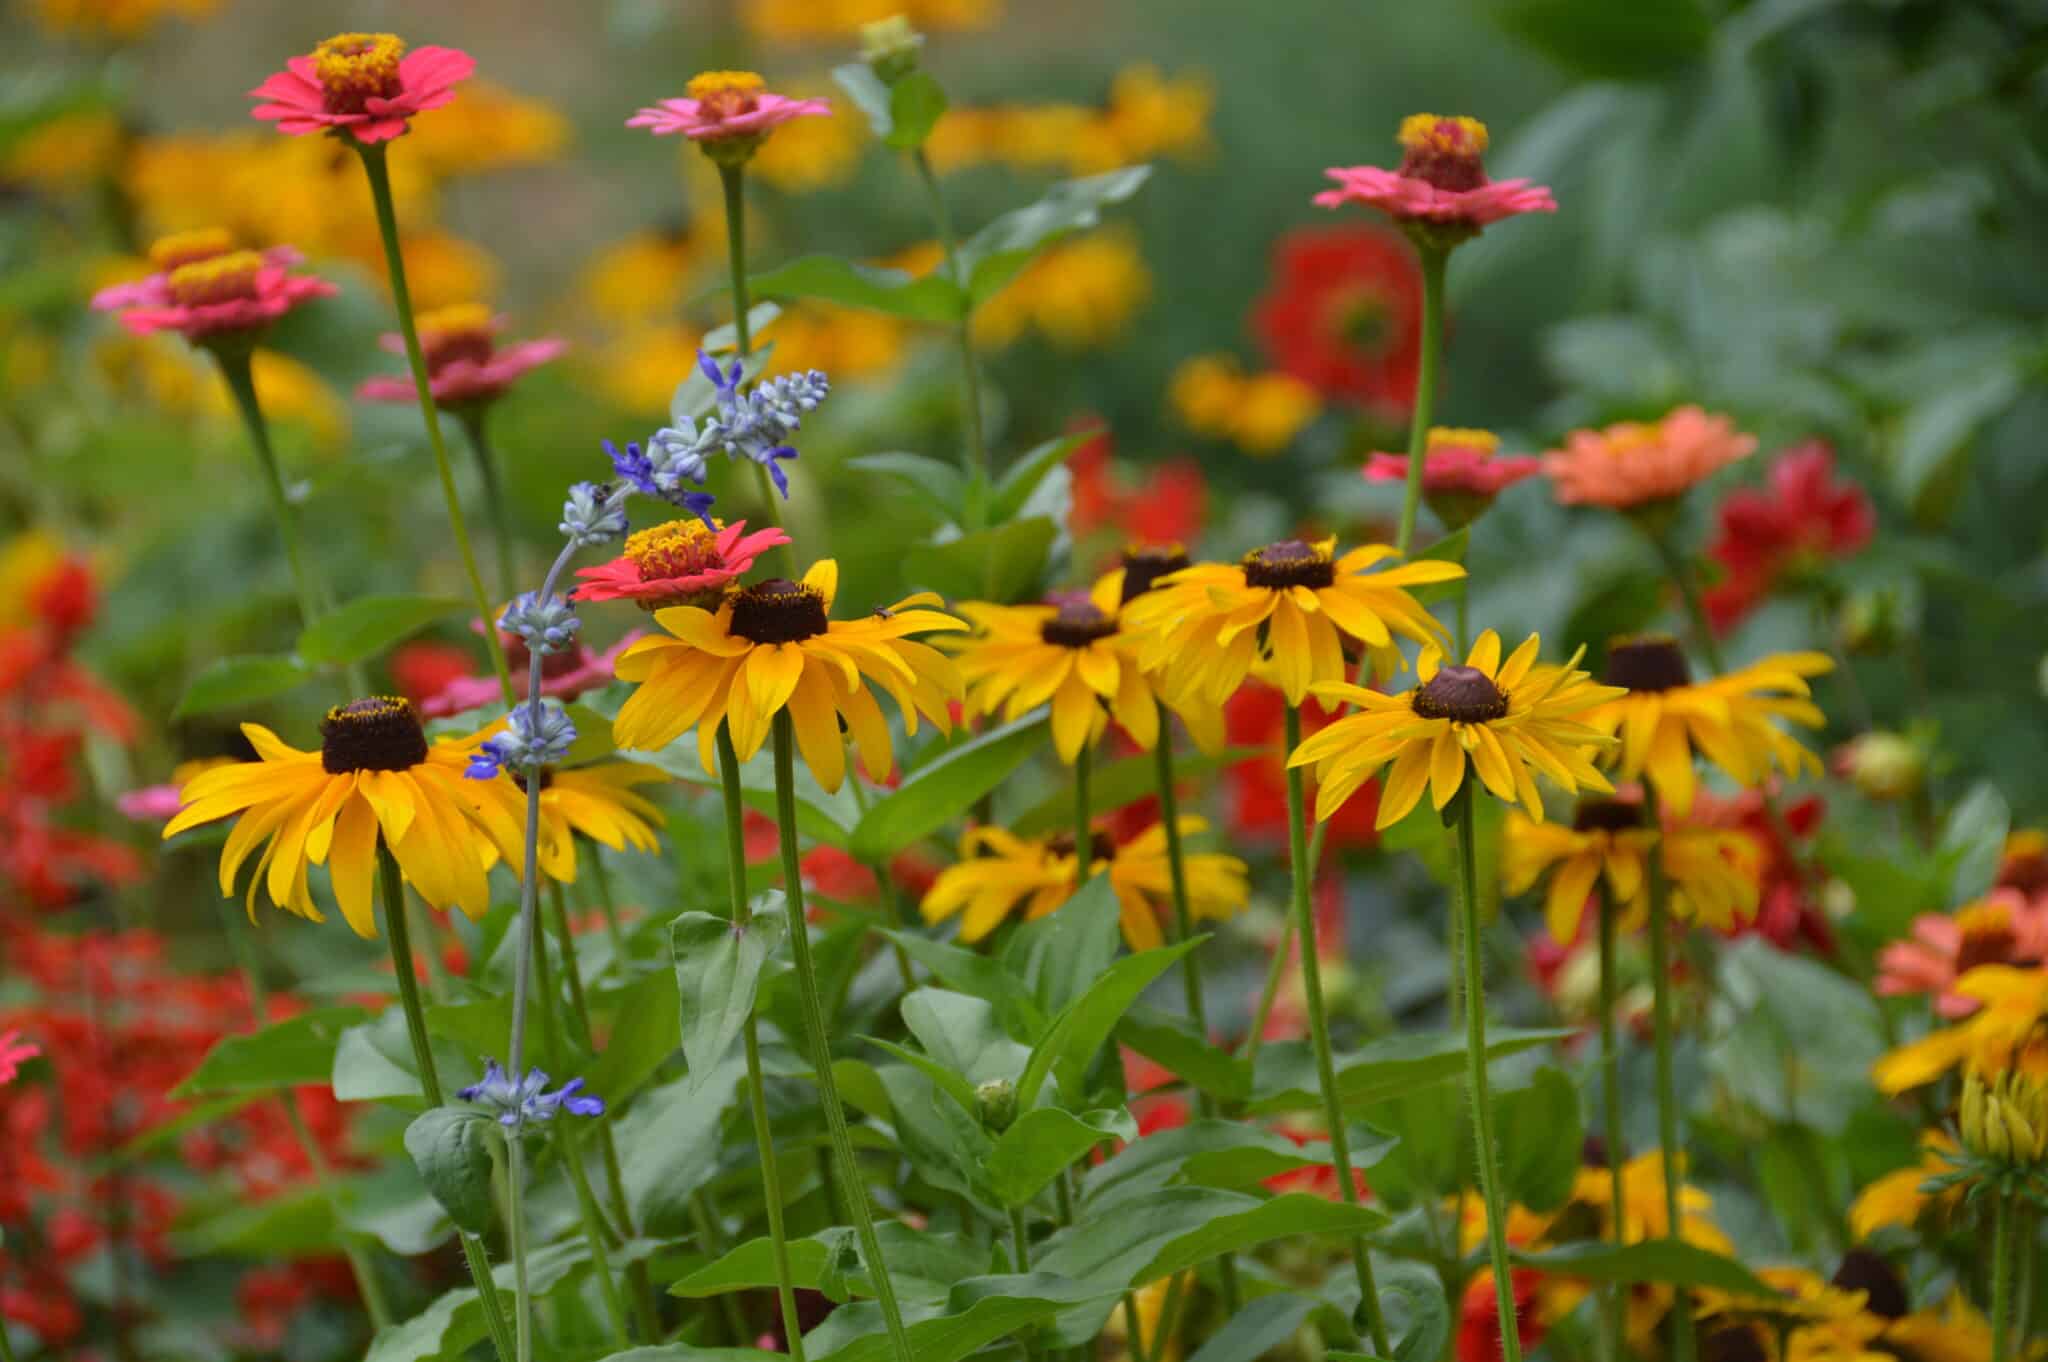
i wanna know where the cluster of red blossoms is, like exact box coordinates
[1253,224,1423,418]
[1703,441,1874,634]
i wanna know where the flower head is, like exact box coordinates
[627,71,830,162]
[1543,407,1757,512]
[574,517,790,612]
[1877,893,2048,1019]
[1704,441,1875,632]
[1252,224,1422,413]
[954,576,1158,764]
[1873,966,2048,1094]
[249,33,475,145]
[647,355,831,502]
[1367,428,1543,529]
[1290,631,1622,829]
[358,304,565,408]
[91,230,335,344]
[459,1059,605,1127]
[1314,114,1556,244]
[1504,795,1762,944]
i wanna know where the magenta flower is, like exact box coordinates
[1366,427,1541,529]
[249,32,473,145]
[0,1030,39,1086]
[1315,114,1556,240]
[358,304,566,408]
[420,630,639,719]
[91,229,336,342]
[572,517,790,612]
[627,70,829,148]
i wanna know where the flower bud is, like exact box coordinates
[1833,731,1925,803]
[501,591,581,656]
[1838,588,1899,655]
[975,1077,1017,1133]
[1961,1070,2048,1168]
[860,16,925,84]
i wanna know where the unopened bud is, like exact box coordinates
[1838,589,1899,656]
[860,16,925,84]
[1834,732,1925,802]
[1961,1070,2048,1167]
[975,1077,1017,1133]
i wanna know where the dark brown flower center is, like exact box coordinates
[1574,796,1645,833]
[729,578,828,645]
[1412,665,1508,723]
[1700,1326,1768,1362]
[1830,1249,1907,1321]
[1046,830,1113,864]
[1602,635,1691,692]
[321,696,428,774]
[1999,851,2048,899]
[1119,544,1191,605]
[1041,599,1118,648]
[1242,539,1334,590]
[1955,905,2018,974]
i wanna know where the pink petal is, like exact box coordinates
[398,45,477,94]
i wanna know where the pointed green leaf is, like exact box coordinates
[672,901,785,1092]
[1249,1027,1571,1115]
[981,1107,1135,1208]
[958,166,1152,305]
[849,451,967,520]
[831,62,895,137]
[1511,1240,1775,1295]
[898,988,1032,1088]
[1020,938,1202,1107]
[987,431,1091,526]
[297,594,464,668]
[804,1272,1110,1362]
[879,930,1046,1041]
[749,254,966,323]
[1185,1293,1318,1362]
[1116,1004,1250,1104]
[1083,1119,1395,1210]
[404,1108,498,1235]
[884,71,948,148]
[173,1004,370,1097]
[588,966,681,1103]
[1003,875,1122,1017]
[848,715,1049,861]
[903,516,1058,604]
[174,653,312,718]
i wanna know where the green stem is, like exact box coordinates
[716,160,796,577]
[354,142,513,705]
[1992,1195,2016,1362]
[771,713,915,1362]
[506,1137,532,1362]
[1072,742,1094,888]
[1009,1207,1031,1271]
[1283,707,1390,1354]
[1454,795,1521,1362]
[1596,887,1626,1362]
[211,345,327,625]
[378,848,516,1362]
[580,840,632,964]
[912,148,989,511]
[1395,247,1448,559]
[1241,908,1294,1070]
[718,726,808,1362]
[456,408,519,602]
[1648,528,1725,676]
[1643,788,1695,1362]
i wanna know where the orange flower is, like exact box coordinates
[1543,406,1756,511]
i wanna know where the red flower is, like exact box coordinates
[1704,441,1874,633]
[1223,683,1377,856]
[249,33,474,145]
[1458,1269,1546,1362]
[1063,423,1204,562]
[1253,224,1422,414]
[390,639,478,707]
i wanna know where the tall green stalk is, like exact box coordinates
[1283,706,1391,1354]
[1072,742,1094,888]
[377,848,516,1362]
[1595,887,1627,1362]
[454,407,519,600]
[771,713,916,1362]
[1992,1195,2016,1362]
[1454,795,1522,1362]
[716,161,796,575]
[353,143,513,704]
[1642,785,1695,1362]
[911,147,989,517]
[1394,246,1448,558]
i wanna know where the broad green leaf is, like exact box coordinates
[874,1062,995,1202]
[368,1235,653,1362]
[1184,1293,1318,1362]
[404,1108,498,1235]
[672,899,786,1092]
[899,988,1032,1089]
[1003,875,1122,1017]
[1249,1027,1570,1115]
[1709,940,1880,1137]
[1376,1260,1453,1362]
[297,594,464,668]
[1015,746,1258,838]
[1020,939,1200,1107]
[867,1037,981,1117]
[672,1223,987,1306]
[802,1273,1109,1362]
[1084,1120,1397,1210]
[879,930,1046,1041]
[1894,361,2022,521]
[884,71,947,149]
[1942,781,2010,903]
[848,451,967,520]
[831,62,894,137]
[173,1005,370,1097]
[958,167,1152,305]
[588,966,681,1103]
[987,431,1092,526]
[1115,1005,1250,1103]
[1497,1066,1582,1213]
[981,1107,1135,1208]
[616,1067,738,1234]
[1482,0,1712,80]
[174,653,312,718]
[849,715,1049,861]
[1511,1240,1775,1295]
[332,1007,463,1106]
[750,254,966,323]
[903,516,1058,603]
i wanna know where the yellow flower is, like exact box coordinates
[1847,1133,1958,1239]
[162,699,525,936]
[738,0,998,41]
[1166,353,1319,456]
[1883,1295,1994,1362]
[972,229,1150,351]
[1291,631,1621,829]
[611,561,965,792]
[4,112,123,190]
[1504,799,1761,941]
[759,304,907,380]
[1873,965,2048,1094]
[1123,537,1460,708]
[584,323,708,413]
[579,229,703,327]
[920,826,1071,941]
[1109,817,1249,951]
[459,730,667,885]
[404,80,571,179]
[1580,636,1831,816]
[1081,65,1213,173]
[748,89,865,192]
[1102,1275,1185,1362]
[30,0,216,39]
[953,576,1156,764]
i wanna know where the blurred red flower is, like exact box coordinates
[1252,224,1422,415]
[1703,441,1873,633]
[1224,682,1377,855]
[1458,1269,1546,1362]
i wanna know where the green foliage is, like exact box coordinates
[297,593,464,668]
[848,716,1049,861]
[173,652,313,717]
[403,1108,498,1235]
[173,1004,369,1097]
[671,898,785,1091]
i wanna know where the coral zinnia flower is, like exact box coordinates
[610,560,964,791]
[627,70,830,148]
[162,697,524,936]
[358,304,565,408]
[249,33,475,145]
[1876,893,2048,1019]
[1123,538,1462,708]
[1366,428,1543,529]
[1503,797,1762,944]
[1253,224,1422,413]
[1543,406,1757,512]
[1581,636,1831,817]
[1315,114,1556,239]
[574,517,791,613]
[1872,965,2048,1094]
[1703,441,1875,633]
[953,576,1158,764]
[91,229,335,342]
[1290,631,1622,828]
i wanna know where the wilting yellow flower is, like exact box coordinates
[583,323,707,413]
[4,112,123,190]
[973,229,1150,351]
[1168,353,1320,457]
[739,0,998,41]
[30,0,216,39]
[1292,632,1621,829]
[1504,801,1761,941]
[162,699,525,935]
[1873,965,2048,1094]
[404,80,571,179]
[1124,538,1458,708]
[1580,636,1831,816]
[579,229,704,327]
[748,88,866,192]
[953,576,1157,764]
[1847,1133,1958,1239]
[759,304,907,380]
[611,561,964,791]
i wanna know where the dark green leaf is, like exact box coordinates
[1183,1293,1318,1362]
[1511,1240,1774,1295]
[404,1108,498,1235]
[174,653,313,718]
[874,1061,995,1202]
[868,1036,982,1116]
[1378,1260,1454,1362]
[588,966,681,1103]
[1021,938,1201,1107]
[981,1107,1134,1208]
[849,715,1049,861]
[885,71,948,149]
[673,1223,987,1306]
[1003,875,1123,1017]
[1497,1066,1582,1213]
[296,594,464,668]
[1084,1119,1395,1209]
[672,899,786,1092]
[1115,1005,1250,1103]
[899,988,1032,1088]
[749,254,966,323]
[958,167,1152,305]
[1482,0,1712,80]
[1249,1027,1570,1115]
[1942,782,2010,903]
[988,431,1092,526]
[903,517,1058,604]
[802,1273,1110,1362]
[616,1068,738,1234]
[173,1005,370,1097]
[848,452,967,520]
[879,930,1046,1041]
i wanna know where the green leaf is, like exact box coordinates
[1187,1297,1318,1362]
[987,431,1092,526]
[404,1108,498,1235]
[1511,1240,1775,1295]
[369,1236,652,1362]
[674,1223,988,1306]
[884,71,948,149]
[1084,1119,1394,1209]
[1020,939,1201,1107]
[173,1005,370,1098]
[1003,875,1123,1017]
[899,988,1032,1088]
[849,452,967,520]
[874,1061,995,1202]
[867,1037,983,1117]
[1895,361,2022,522]
[1014,746,1257,838]
[697,304,782,364]
[803,1273,1109,1362]
[1377,1260,1454,1362]
[849,715,1049,861]
[174,653,312,718]
[1249,1027,1570,1115]
[332,1007,461,1106]
[879,930,1046,1041]
[831,63,895,138]
[1115,1005,1250,1103]
[588,966,681,1103]
[1942,781,2010,903]
[1482,0,1712,80]
[616,1069,738,1234]
[297,594,464,669]
[903,517,1058,604]
[982,1107,1134,1208]
[749,254,966,323]
[672,900,786,1092]
[958,167,1152,305]
[1406,527,1470,607]
[1496,1066,1582,1213]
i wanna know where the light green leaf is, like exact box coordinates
[899,988,1032,1089]
[831,62,894,138]
[878,930,1046,1041]
[1184,1294,1318,1362]
[749,255,966,323]
[1084,1120,1396,1209]
[1894,361,2021,520]
[1498,1066,1583,1213]
[849,451,967,519]
[403,1108,498,1235]
[903,516,1058,604]
[672,1223,987,1306]
[173,1005,370,1098]
[672,900,786,1092]
[803,1272,1109,1362]
[958,166,1152,305]
[1942,781,2010,903]
[174,653,312,718]
[1249,1027,1570,1115]
[1020,939,1202,1107]
[297,594,464,669]
[1115,1005,1249,1103]
[587,966,681,1103]
[1511,1240,1775,1295]
[617,1068,738,1234]
[982,1107,1135,1208]
[849,715,1049,861]
[884,71,947,149]
[987,431,1091,526]
[1002,875,1122,1017]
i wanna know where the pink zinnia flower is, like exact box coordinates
[1366,427,1542,528]
[1702,440,1875,632]
[419,629,639,719]
[1314,114,1556,238]
[627,70,829,148]
[0,1030,39,1086]
[1877,892,2048,1018]
[573,517,790,611]
[249,33,474,145]
[91,228,335,343]
[358,304,566,408]
[1542,405,1757,511]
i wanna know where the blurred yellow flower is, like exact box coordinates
[1847,1133,1958,1239]
[404,80,571,179]
[583,323,706,413]
[972,229,1149,350]
[4,112,123,190]
[30,0,215,39]
[98,337,348,450]
[1873,965,2048,1094]
[0,531,68,630]
[759,304,907,380]
[740,0,998,41]
[925,65,1211,177]
[1169,353,1320,457]
[578,228,704,327]
[748,89,866,193]
[337,230,498,312]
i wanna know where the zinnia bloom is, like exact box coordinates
[1503,796,1762,944]
[1872,965,2048,1094]
[1703,441,1875,632]
[358,304,565,408]
[1581,636,1831,817]
[1289,631,1622,829]
[419,617,637,719]
[627,71,830,151]
[953,576,1158,764]
[91,229,335,343]
[161,697,524,935]
[573,517,790,612]
[1876,893,2048,1019]
[1123,538,1461,707]
[1543,406,1757,512]
[1366,428,1543,529]
[0,1030,38,1086]
[610,560,964,792]
[1252,223,1421,413]
[249,33,475,145]
[1315,114,1556,239]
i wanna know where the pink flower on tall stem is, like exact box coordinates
[1542,406,1757,511]
[573,517,791,611]
[1315,115,1556,239]
[249,33,474,145]
[358,304,566,408]
[1876,892,2048,1018]
[628,70,829,146]
[91,229,335,343]
[0,1030,39,1086]
[1702,441,1874,632]
[1366,427,1541,528]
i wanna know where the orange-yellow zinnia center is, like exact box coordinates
[167,250,264,306]
[415,303,497,369]
[624,519,727,583]
[314,33,406,113]
[687,69,765,120]
[149,227,236,273]
[1396,113,1489,192]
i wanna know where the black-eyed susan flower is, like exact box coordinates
[610,560,964,792]
[1872,966,2048,1095]
[1847,1133,1959,1240]
[1504,797,1762,943]
[162,697,524,936]
[457,723,666,884]
[1289,631,1621,829]
[1581,635,1831,816]
[1122,537,1461,707]
[953,578,1156,764]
